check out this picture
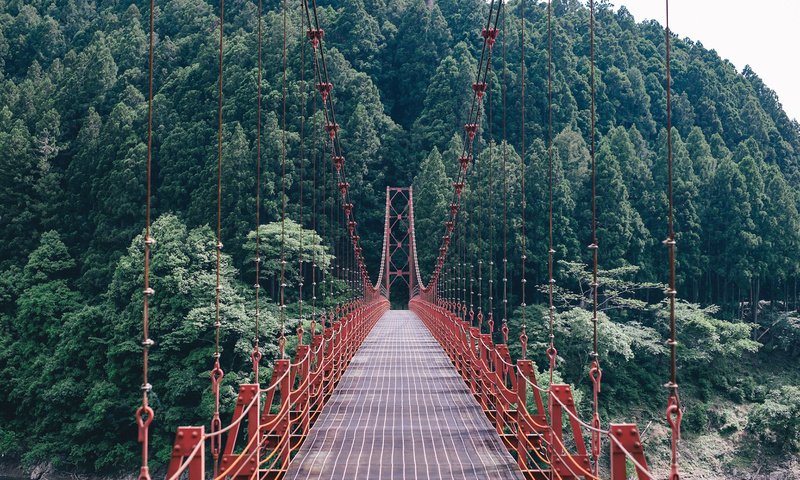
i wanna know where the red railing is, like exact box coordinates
[164,297,389,480]
[410,298,652,480]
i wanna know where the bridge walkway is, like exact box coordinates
[285,310,523,480]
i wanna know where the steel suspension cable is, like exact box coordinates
[346,196,350,302]
[464,142,475,319]
[469,176,475,322]
[460,0,495,158]
[252,0,264,386]
[486,63,494,335]
[279,0,288,357]
[135,0,156,477]
[478,125,484,326]
[321,132,329,321]
[664,1,682,478]
[333,175,340,312]
[328,147,334,309]
[311,61,318,328]
[501,0,509,343]
[462,204,467,318]
[488,44,495,334]
[304,0,372,300]
[301,0,327,319]
[519,0,528,358]
[427,0,501,301]
[336,198,348,308]
[334,169,340,313]
[455,246,458,311]
[457,195,462,317]
[344,197,353,301]
[250,0,264,465]
[547,0,557,385]
[210,0,225,472]
[469,5,501,323]
[587,0,603,474]
[298,1,306,340]
[308,4,359,275]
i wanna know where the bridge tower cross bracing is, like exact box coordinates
[384,187,416,302]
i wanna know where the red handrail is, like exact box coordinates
[410,298,652,480]
[164,297,389,480]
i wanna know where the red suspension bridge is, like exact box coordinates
[133,0,682,479]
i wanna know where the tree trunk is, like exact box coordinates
[785,279,789,313]
[751,277,760,325]
[722,278,729,312]
[708,270,712,304]
[739,284,745,321]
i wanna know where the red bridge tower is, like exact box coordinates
[383,187,417,302]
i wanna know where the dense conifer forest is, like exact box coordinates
[0,0,798,477]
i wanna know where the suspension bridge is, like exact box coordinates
[133,0,682,479]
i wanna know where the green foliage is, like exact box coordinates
[411,43,476,157]
[747,386,800,453]
[21,231,75,284]
[2,230,83,467]
[526,139,578,286]
[754,311,800,357]
[657,301,760,364]
[683,402,710,435]
[530,261,762,412]
[413,147,451,282]
[592,137,647,267]
[243,219,333,289]
[382,1,452,128]
[704,157,758,293]
[329,0,385,78]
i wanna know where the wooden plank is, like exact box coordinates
[285,310,523,480]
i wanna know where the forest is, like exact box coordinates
[0,0,799,477]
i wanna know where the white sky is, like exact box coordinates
[612,0,800,122]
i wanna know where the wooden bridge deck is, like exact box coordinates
[285,310,523,480]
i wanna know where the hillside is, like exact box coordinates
[0,0,799,477]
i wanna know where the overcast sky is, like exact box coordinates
[612,0,800,122]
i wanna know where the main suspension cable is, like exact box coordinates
[461,200,467,318]
[488,41,495,334]
[311,51,318,328]
[501,0,509,344]
[252,0,264,386]
[210,0,225,473]
[519,0,528,358]
[428,0,501,304]
[475,0,501,329]
[135,0,157,477]
[304,0,371,302]
[298,0,306,341]
[546,0,557,384]
[250,0,264,463]
[477,117,484,326]
[664,1,682,478]
[278,0,288,357]
[469,171,475,323]
[587,0,603,474]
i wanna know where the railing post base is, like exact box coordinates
[609,423,650,480]
[165,426,205,480]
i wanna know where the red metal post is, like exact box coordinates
[609,423,650,480]
[549,384,590,479]
[165,426,205,480]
